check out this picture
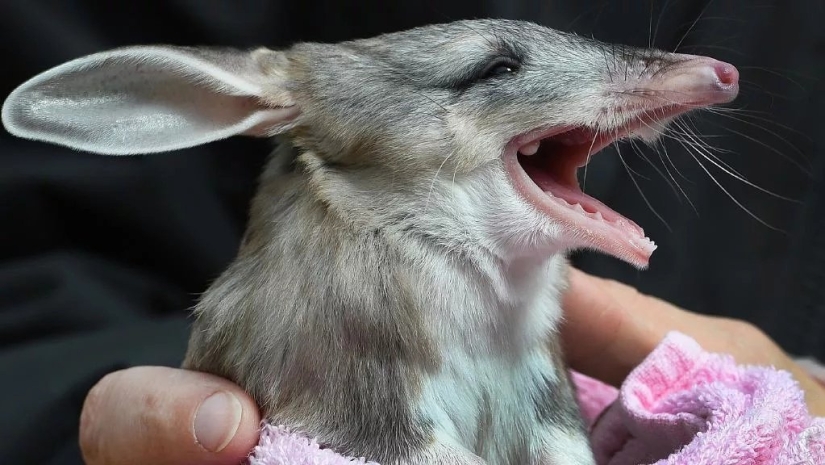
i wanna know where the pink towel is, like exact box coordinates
[247,332,825,465]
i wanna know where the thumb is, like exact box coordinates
[79,366,261,465]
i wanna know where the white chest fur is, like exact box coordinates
[412,253,592,464]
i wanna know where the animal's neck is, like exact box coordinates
[243,150,570,356]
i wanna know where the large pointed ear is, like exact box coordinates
[1,46,299,155]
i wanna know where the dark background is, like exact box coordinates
[1,1,823,463]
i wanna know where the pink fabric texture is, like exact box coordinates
[247,332,825,465]
[248,425,378,465]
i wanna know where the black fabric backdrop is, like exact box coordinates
[1,1,823,463]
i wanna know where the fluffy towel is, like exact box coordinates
[247,332,825,465]
[574,332,825,465]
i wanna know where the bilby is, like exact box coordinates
[1,19,738,464]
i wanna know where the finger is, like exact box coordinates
[560,267,664,386]
[79,366,261,465]
[570,271,787,366]
[561,268,825,416]
[562,269,738,375]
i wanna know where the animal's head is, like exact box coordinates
[2,19,738,268]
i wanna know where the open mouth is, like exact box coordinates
[501,56,739,267]
[504,107,694,268]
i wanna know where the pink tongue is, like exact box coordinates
[523,163,645,237]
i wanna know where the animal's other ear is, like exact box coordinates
[1,46,298,155]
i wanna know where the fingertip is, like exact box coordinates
[194,391,243,452]
[186,372,263,464]
[561,266,652,386]
[561,266,616,322]
[562,267,682,388]
[566,265,585,280]
[198,387,262,461]
[564,266,590,291]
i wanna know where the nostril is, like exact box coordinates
[714,62,739,86]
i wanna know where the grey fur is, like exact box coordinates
[1,18,737,465]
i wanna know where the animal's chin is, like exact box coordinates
[503,107,695,268]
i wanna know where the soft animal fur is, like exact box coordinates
[2,19,738,464]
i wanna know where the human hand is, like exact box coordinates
[561,266,825,417]
[79,366,262,465]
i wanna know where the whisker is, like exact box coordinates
[737,65,811,92]
[652,0,674,48]
[605,89,813,175]
[648,0,655,49]
[673,121,800,202]
[675,116,733,154]
[425,151,455,213]
[673,0,717,52]
[657,138,699,214]
[677,117,745,171]
[615,141,671,231]
[666,122,732,152]
[704,107,813,142]
[660,130,695,185]
[629,137,684,202]
[677,44,747,57]
[702,118,813,175]
[581,130,600,192]
[630,116,699,213]
[566,0,610,31]
[677,139,785,233]
[703,108,813,160]
[738,80,796,102]
[619,149,651,181]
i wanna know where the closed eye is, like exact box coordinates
[480,57,521,80]
[446,54,523,90]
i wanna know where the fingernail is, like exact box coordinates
[194,391,243,452]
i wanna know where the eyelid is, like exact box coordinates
[445,53,522,90]
[480,56,521,78]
